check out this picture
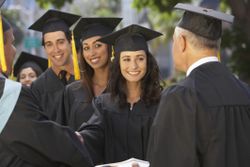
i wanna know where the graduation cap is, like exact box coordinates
[174,3,234,40]
[73,17,122,42]
[29,9,81,35]
[13,52,48,77]
[98,24,163,54]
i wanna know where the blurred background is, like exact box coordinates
[2,0,249,85]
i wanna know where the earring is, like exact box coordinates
[111,46,115,62]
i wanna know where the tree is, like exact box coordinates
[133,0,250,83]
[35,0,72,9]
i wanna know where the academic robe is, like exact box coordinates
[79,93,159,165]
[0,78,93,167]
[147,62,250,167]
[57,80,95,130]
[31,68,74,121]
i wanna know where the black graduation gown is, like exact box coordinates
[79,93,159,165]
[0,78,93,167]
[31,68,75,121]
[57,80,95,130]
[147,62,250,167]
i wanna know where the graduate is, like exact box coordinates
[57,17,122,130]
[0,2,93,166]
[79,24,163,165]
[14,51,47,87]
[29,10,81,120]
[147,3,250,167]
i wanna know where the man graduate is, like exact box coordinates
[147,3,250,167]
[29,10,81,121]
[0,1,93,166]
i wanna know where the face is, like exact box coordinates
[120,50,147,83]
[43,31,72,68]
[3,29,16,75]
[82,36,109,70]
[19,67,38,87]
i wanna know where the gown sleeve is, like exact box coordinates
[79,97,105,165]
[1,86,94,167]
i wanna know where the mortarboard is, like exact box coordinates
[29,9,81,35]
[98,24,163,54]
[13,52,48,77]
[174,3,234,40]
[73,17,122,42]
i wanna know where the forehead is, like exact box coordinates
[120,50,146,57]
[20,67,36,74]
[82,35,102,45]
[43,31,67,41]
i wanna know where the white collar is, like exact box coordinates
[186,56,219,77]
[0,73,6,78]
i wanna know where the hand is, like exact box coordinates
[132,163,140,167]
[75,131,84,143]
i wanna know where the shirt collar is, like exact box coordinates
[186,56,219,77]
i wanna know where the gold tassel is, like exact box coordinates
[217,51,221,62]
[9,65,15,80]
[0,13,7,73]
[111,46,115,62]
[71,32,80,80]
[48,58,52,67]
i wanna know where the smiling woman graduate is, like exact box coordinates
[78,24,163,165]
[57,17,122,130]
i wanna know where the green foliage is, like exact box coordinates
[222,26,250,82]
[147,9,180,40]
[132,0,191,13]
[35,0,73,9]
[95,0,121,16]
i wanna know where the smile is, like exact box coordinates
[128,71,140,75]
[90,57,100,64]
[54,54,63,60]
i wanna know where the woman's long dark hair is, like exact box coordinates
[108,50,163,108]
[78,42,112,101]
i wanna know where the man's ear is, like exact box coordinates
[179,34,186,53]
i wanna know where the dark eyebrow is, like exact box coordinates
[121,55,130,58]
[57,38,65,41]
[136,54,146,57]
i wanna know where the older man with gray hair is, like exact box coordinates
[147,3,250,167]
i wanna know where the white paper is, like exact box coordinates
[95,158,150,167]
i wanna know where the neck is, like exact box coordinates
[92,66,109,87]
[51,63,74,76]
[92,66,109,96]
[126,81,141,104]
[185,49,218,72]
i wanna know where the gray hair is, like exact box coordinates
[175,26,221,50]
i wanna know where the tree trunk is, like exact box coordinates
[227,0,250,39]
